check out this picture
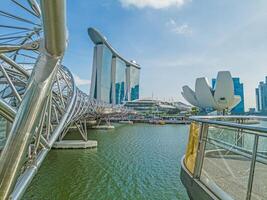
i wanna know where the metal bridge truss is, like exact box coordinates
[0,0,131,199]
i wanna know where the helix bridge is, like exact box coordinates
[0,0,132,199]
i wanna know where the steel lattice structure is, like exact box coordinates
[0,0,132,199]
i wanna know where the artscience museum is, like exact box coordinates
[182,71,241,112]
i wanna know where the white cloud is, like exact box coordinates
[166,19,192,35]
[119,0,187,9]
[73,74,91,86]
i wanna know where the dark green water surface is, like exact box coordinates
[23,124,189,200]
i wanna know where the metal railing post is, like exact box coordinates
[246,135,259,200]
[194,122,209,179]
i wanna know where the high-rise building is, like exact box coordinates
[88,28,140,104]
[212,77,245,114]
[256,88,260,111]
[126,65,140,101]
[255,77,267,113]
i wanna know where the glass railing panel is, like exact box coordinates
[207,125,255,150]
[200,125,254,200]
[251,136,267,200]
[257,119,267,128]
[184,122,200,174]
[207,125,236,145]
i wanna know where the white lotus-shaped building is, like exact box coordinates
[182,71,241,112]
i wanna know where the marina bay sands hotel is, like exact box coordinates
[88,28,140,104]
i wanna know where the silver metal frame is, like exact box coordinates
[0,1,133,199]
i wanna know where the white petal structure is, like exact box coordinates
[213,71,235,110]
[195,78,216,108]
[181,71,241,112]
[181,86,199,107]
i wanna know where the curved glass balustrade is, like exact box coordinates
[183,116,267,200]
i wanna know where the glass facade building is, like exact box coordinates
[100,45,113,103]
[89,28,140,104]
[129,66,140,101]
[90,44,113,103]
[114,58,126,104]
[212,77,245,114]
[255,77,267,113]
[256,88,260,111]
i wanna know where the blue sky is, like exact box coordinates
[3,0,267,110]
[62,0,267,110]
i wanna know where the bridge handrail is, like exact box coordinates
[190,115,267,136]
[184,115,267,200]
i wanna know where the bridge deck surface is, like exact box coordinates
[201,155,267,200]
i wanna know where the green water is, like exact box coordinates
[23,124,189,200]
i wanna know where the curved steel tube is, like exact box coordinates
[0,1,134,199]
[10,68,77,199]
[0,99,16,122]
[41,0,66,56]
[0,0,66,199]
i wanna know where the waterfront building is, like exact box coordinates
[255,77,267,113]
[88,28,140,104]
[182,71,241,113]
[212,77,245,114]
[126,65,140,101]
[124,98,190,114]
